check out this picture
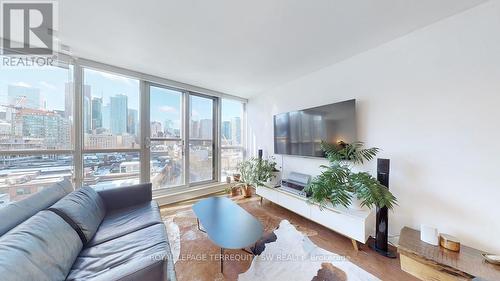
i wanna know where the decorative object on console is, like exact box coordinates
[420,224,439,246]
[235,157,277,198]
[398,227,500,281]
[225,184,241,197]
[233,173,241,182]
[369,158,396,258]
[305,141,397,210]
[483,254,500,265]
[266,156,281,187]
[278,172,311,197]
[268,169,281,187]
[439,233,461,252]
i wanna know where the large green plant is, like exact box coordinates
[235,157,276,188]
[305,141,397,209]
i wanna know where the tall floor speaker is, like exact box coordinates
[369,158,396,258]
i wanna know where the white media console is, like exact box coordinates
[256,185,375,250]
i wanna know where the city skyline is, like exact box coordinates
[1,67,244,207]
[1,67,242,125]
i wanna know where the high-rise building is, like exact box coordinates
[8,85,41,109]
[0,121,11,136]
[151,121,163,137]
[127,109,138,135]
[164,119,176,137]
[64,83,91,125]
[91,97,103,130]
[231,117,241,145]
[85,133,116,149]
[110,94,128,135]
[222,121,231,144]
[200,119,213,140]
[190,120,199,139]
[83,87,92,133]
[102,104,110,130]
[13,108,71,149]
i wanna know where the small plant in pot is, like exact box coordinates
[235,157,276,198]
[305,141,397,210]
[224,173,242,197]
[224,184,240,197]
[265,156,281,187]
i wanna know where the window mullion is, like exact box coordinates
[215,96,221,182]
[140,81,150,184]
[73,62,84,188]
[183,92,190,186]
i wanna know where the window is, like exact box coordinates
[0,65,74,205]
[189,95,215,183]
[0,54,246,208]
[83,69,140,188]
[220,99,244,180]
[149,86,184,189]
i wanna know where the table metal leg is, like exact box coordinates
[197,218,206,233]
[220,248,224,273]
[241,248,254,255]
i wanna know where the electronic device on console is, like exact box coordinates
[278,172,311,197]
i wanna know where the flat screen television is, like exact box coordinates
[273,99,356,157]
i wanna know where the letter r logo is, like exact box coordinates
[1,2,54,55]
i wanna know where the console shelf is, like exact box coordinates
[256,185,375,249]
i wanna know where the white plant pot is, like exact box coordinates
[348,194,365,210]
[267,171,281,187]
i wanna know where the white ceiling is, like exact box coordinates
[59,0,487,98]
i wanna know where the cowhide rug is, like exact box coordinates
[164,218,181,264]
[238,220,380,281]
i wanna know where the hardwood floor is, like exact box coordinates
[160,193,419,281]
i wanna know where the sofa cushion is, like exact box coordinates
[0,179,73,236]
[49,186,106,244]
[87,201,163,247]
[0,211,83,281]
[67,224,172,281]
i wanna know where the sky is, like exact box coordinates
[0,66,242,124]
[0,66,70,110]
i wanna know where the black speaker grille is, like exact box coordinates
[377,158,390,174]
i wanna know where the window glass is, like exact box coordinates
[83,69,140,149]
[0,66,73,150]
[83,152,140,189]
[189,95,213,183]
[221,99,244,179]
[0,154,73,207]
[151,140,184,189]
[150,86,182,138]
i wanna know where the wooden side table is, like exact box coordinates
[397,227,500,281]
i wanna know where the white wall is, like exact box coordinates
[247,1,500,253]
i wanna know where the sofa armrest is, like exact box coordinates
[97,183,152,211]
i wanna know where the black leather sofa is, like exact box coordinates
[0,180,176,281]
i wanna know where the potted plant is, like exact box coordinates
[225,184,240,197]
[305,141,397,210]
[265,156,281,187]
[235,157,276,198]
